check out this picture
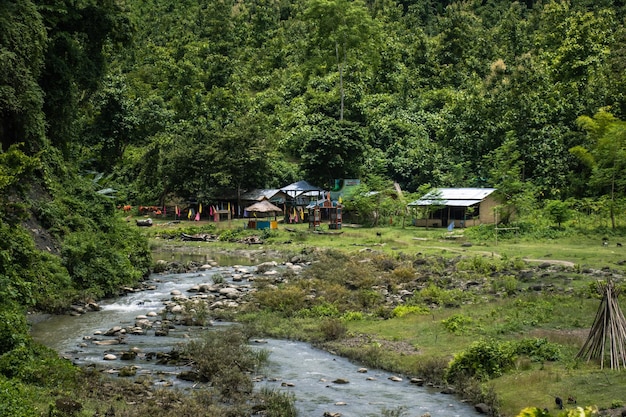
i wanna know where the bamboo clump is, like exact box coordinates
[577,280,626,370]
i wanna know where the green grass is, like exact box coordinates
[142,219,626,416]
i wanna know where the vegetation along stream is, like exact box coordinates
[31,251,481,417]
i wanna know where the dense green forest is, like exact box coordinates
[2,0,626,415]
[5,0,626,206]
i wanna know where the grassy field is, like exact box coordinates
[139,218,626,416]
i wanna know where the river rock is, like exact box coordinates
[440,386,455,394]
[170,305,183,314]
[86,302,101,311]
[388,376,403,382]
[135,319,152,329]
[323,412,341,417]
[170,289,182,296]
[219,287,239,298]
[333,378,349,384]
[120,351,137,360]
[357,368,368,373]
[475,403,491,414]
[199,264,212,270]
[420,413,431,417]
[103,353,117,360]
[281,382,295,387]
[147,311,157,317]
[410,378,425,386]
[155,327,169,336]
[104,326,123,336]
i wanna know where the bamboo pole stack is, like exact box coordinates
[577,280,626,370]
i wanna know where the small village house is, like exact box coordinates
[408,188,498,228]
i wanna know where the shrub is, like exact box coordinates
[447,339,516,382]
[415,284,470,307]
[342,311,364,321]
[441,314,474,334]
[0,375,37,417]
[0,307,29,355]
[319,318,347,341]
[514,338,562,362]
[253,286,307,316]
[296,302,340,318]
[0,343,77,386]
[392,305,429,318]
[183,328,265,399]
[391,266,416,283]
[256,387,296,417]
[491,275,519,295]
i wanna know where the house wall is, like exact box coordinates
[478,195,498,224]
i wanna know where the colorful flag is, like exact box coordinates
[199,203,203,214]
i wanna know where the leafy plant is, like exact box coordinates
[392,305,429,318]
[442,314,474,334]
[447,339,516,382]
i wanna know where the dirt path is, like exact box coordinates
[523,258,576,267]
[427,246,576,268]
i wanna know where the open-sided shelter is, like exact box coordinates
[244,199,283,230]
[408,188,497,228]
[280,180,325,223]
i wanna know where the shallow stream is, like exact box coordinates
[30,251,481,417]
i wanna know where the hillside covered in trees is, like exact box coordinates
[5,0,626,208]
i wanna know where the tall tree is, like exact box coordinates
[0,0,47,153]
[303,0,380,120]
[570,109,626,229]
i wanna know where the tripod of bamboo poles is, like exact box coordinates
[577,279,626,370]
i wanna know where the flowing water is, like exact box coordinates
[30,251,481,417]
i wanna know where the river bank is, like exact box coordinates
[138,224,626,417]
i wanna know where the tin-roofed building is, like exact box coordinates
[408,188,498,228]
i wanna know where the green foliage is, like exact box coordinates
[514,338,562,362]
[0,375,37,417]
[0,343,77,386]
[297,302,340,319]
[457,255,502,274]
[392,305,429,318]
[516,406,599,417]
[254,286,307,316]
[182,328,264,399]
[491,275,519,296]
[319,318,347,341]
[441,314,474,334]
[545,200,572,227]
[0,307,29,355]
[414,284,472,307]
[256,387,297,417]
[447,339,516,382]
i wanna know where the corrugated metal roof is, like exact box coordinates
[241,189,284,201]
[408,188,496,207]
[280,180,325,193]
